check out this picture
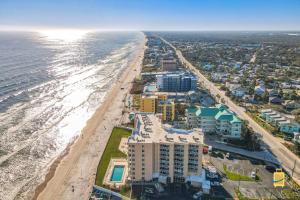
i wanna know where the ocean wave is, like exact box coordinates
[0,31,143,200]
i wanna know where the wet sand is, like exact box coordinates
[34,34,146,200]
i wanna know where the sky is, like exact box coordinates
[0,0,300,31]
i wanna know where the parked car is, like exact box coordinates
[265,165,276,173]
[250,171,256,179]
[193,191,203,199]
[211,181,220,186]
[145,187,154,194]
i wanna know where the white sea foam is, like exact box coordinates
[0,31,144,200]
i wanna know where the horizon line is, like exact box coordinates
[1,26,300,32]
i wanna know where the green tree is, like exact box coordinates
[220,85,226,91]
[262,91,269,102]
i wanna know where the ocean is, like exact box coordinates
[0,31,144,200]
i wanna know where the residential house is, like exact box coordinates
[231,87,246,97]
[211,73,228,83]
[283,100,300,110]
[278,121,300,134]
[226,82,246,97]
[293,132,300,143]
[234,62,242,69]
[202,64,213,71]
[243,95,255,102]
[254,85,265,96]
[268,89,279,97]
[269,96,283,104]
[226,82,241,91]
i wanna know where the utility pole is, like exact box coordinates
[238,175,241,190]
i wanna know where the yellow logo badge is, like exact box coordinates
[273,169,285,187]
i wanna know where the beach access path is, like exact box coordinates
[36,36,146,200]
[159,36,300,185]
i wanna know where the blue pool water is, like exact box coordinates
[110,165,125,182]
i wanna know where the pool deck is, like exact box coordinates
[118,137,128,155]
[103,158,128,190]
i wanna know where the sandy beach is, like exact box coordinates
[34,34,146,200]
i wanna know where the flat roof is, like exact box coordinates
[129,113,203,145]
[261,109,273,113]
[266,111,278,116]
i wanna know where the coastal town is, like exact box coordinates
[2,1,300,200]
[90,32,300,200]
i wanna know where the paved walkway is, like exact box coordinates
[90,185,130,200]
[160,36,300,185]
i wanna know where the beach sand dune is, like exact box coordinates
[35,35,146,200]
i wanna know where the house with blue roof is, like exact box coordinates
[186,104,242,139]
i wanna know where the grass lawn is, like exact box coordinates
[234,188,258,200]
[283,142,300,157]
[247,112,289,138]
[246,112,276,133]
[223,165,255,182]
[95,127,131,186]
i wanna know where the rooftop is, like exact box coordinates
[186,104,242,123]
[143,84,158,93]
[260,109,273,113]
[141,94,158,99]
[128,113,203,144]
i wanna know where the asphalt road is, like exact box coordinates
[160,36,300,185]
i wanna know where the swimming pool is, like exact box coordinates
[110,165,125,182]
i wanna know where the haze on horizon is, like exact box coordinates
[0,0,300,31]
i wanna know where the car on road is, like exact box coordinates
[225,153,233,160]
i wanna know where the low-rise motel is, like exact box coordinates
[260,109,300,134]
[128,113,204,184]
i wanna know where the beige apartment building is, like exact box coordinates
[128,113,203,183]
[140,95,157,113]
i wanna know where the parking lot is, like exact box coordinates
[129,149,298,199]
[203,150,292,199]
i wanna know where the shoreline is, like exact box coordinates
[34,33,146,200]
[32,138,76,200]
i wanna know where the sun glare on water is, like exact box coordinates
[38,29,90,42]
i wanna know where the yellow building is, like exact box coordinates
[157,94,168,102]
[159,100,175,121]
[140,95,157,113]
[132,94,141,108]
